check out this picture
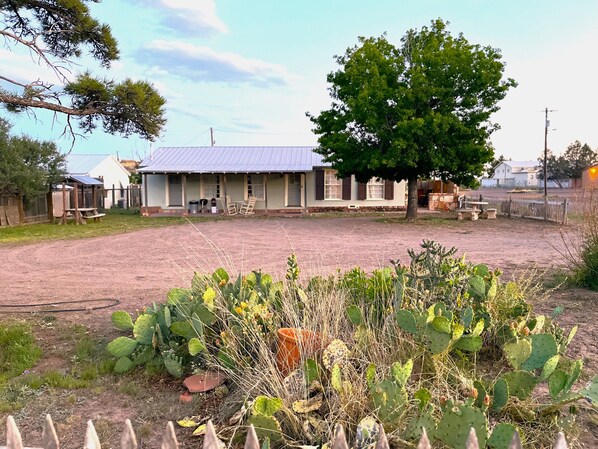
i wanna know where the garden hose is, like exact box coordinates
[0,298,121,313]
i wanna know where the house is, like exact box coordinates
[481,161,540,188]
[582,164,598,189]
[137,146,406,214]
[66,154,131,208]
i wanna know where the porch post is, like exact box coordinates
[73,182,80,225]
[182,174,187,215]
[143,173,149,215]
[303,173,308,212]
[61,183,67,224]
[223,174,228,204]
[264,174,268,214]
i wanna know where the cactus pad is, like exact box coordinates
[107,336,137,358]
[396,309,417,334]
[503,339,532,370]
[436,403,488,448]
[503,371,537,400]
[492,378,509,411]
[488,423,518,449]
[521,333,558,371]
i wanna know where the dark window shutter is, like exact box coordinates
[315,170,324,200]
[357,182,367,200]
[342,177,352,200]
[384,180,394,200]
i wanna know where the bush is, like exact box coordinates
[108,243,597,448]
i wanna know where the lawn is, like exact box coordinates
[0,209,225,245]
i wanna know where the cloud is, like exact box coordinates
[138,40,293,87]
[146,0,228,35]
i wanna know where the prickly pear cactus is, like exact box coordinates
[396,309,417,334]
[370,378,408,427]
[247,415,283,443]
[488,423,518,449]
[107,336,137,358]
[424,327,452,354]
[503,339,532,370]
[355,416,380,449]
[492,378,509,411]
[436,403,488,448]
[520,334,558,371]
[503,371,537,400]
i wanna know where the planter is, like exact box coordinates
[276,328,322,375]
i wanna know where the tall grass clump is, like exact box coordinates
[107,244,597,448]
[556,191,598,290]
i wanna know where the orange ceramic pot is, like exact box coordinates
[276,328,321,375]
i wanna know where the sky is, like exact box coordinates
[3,0,598,162]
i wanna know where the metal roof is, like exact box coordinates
[66,154,112,174]
[66,175,104,186]
[138,146,329,173]
[501,160,540,169]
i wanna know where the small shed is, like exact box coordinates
[54,175,104,221]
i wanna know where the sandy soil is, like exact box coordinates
[0,216,573,319]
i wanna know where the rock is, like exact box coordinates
[184,371,227,393]
[179,391,193,403]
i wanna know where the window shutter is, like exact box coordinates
[384,180,394,200]
[357,182,367,200]
[315,170,324,200]
[342,177,352,200]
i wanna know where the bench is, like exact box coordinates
[457,209,479,221]
[83,213,106,221]
[484,208,497,219]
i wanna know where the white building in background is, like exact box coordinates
[481,161,540,188]
[66,154,131,208]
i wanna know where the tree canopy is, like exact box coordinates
[309,19,516,219]
[0,0,166,141]
[539,140,598,187]
[0,119,65,202]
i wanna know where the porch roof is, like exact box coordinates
[138,146,330,174]
[65,175,104,186]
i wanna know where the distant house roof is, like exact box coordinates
[65,175,104,186]
[138,146,329,174]
[502,160,540,169]
[66,154,112,174]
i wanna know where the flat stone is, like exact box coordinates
[183,371,227,393]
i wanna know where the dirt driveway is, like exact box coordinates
[0,215,575,318]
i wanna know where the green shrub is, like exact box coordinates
[0,322,42,381]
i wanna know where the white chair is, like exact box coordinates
[225,195,237,215]
[238,196,257,215]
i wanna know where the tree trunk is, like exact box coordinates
[406,176,418,221]
[18,195,25,225]
[46,188,53,222]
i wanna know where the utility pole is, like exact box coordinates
[210,127,215,147]
[543,108,556,221]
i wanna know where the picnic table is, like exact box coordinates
[65,207,106,224]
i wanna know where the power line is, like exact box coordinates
[183,128,211,145]
[213,127,306,136]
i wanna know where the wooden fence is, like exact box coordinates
[481,197,569,225]
[2,415,569,449]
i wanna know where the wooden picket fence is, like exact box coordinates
[2,415,569,449]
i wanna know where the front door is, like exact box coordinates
[168,174,183,206]
[287,173,302,206]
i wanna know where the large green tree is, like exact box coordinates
[309,19,516,219]
[0,0,166,141]
[0,119,65,222]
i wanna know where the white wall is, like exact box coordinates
[89,156,131,208]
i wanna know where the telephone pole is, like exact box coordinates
[210,127,215,146]
[543,108,556,220]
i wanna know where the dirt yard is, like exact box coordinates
[1,215,597,447]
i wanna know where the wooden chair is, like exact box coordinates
[225,195,237,215]
[238,196,257,215]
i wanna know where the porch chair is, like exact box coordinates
[225,195,237,215]
[238,196,257,215]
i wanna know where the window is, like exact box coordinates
[367,178,385,200]
[203,174,220,199]
[324,170,342,199]
[247,174,264,199]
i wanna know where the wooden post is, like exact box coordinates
[46,187,53,222]
[303,173,308,212]
[126,186,130,210]
[562,199,568,225]
[92,185,97,210]
[112,184,116,208]
[264,174,268,214]
[73,182,80,224]
[182,174,187,214]
[508,196,512,219]
[61,183,67,224]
